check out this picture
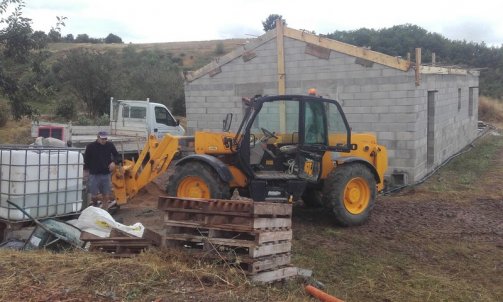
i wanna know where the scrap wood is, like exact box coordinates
[80,227,161,244]
[305,285,344,302]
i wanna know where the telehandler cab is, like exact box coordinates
[112,94,387,226]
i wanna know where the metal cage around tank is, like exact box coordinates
[0,145,85,222]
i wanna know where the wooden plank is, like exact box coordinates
[415,48,421,86]
[250,266,299,283]
[250,241,291,258]
[252,217,291,229]
[256,230,292,244]
[420,66,468,75]
[185,29,277,82]
[164,221,253,232]
[164,234,256,248]
[283,27,411,71]
[162,207,253,218]
[253,203,292,216]
[248,254,291,274]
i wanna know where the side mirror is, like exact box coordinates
[222,113,233,132]
[176,119,180,126]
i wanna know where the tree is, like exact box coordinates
[62,33,74,42]
[0,0,40,119]
[113,47,185,115]
[58,49,115,117]
[47,28,61,42]
[32,30,48,49]
[75,33,90,43]
[262,14,285,32]
[105,33,122,44]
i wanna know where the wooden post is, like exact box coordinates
[276,19,286,132]
[415,48,421,86]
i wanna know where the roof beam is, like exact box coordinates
[283,27,411,71]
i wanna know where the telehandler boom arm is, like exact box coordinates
[112,134,180,205]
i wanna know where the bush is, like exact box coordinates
[55,100,76,120]
[0,102,9,127]
[95,114,110,126]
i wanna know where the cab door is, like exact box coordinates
[297,100,327,182]
[298,99,352,182]
[152,105,184,137]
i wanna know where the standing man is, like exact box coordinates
[84,131,121,209]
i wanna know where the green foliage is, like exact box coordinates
[58,48,115,117]
[47,28,60,42]
[113,46,185,114]
[55,99,75,119]
[326,24,503,98]
[94,113,109,126]
[0,101,9,126]
[74,33,90,43]
[262,14,284,32]
[75,114,92,126]
[104,33,122,44]
[74,113,109,126]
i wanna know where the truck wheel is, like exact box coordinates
[302,188,323,208]
[167,162,231,199]
[322,163,376,226]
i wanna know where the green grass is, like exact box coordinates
[424,133,503,193]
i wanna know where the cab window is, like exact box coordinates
[155,106,177,126]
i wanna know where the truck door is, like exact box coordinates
[152,105,184,137]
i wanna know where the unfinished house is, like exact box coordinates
[183,22,480,186]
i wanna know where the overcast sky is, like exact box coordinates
[22,0,503,46]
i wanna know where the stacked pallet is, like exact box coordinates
[80,228,162,257]
[158,196,299,283]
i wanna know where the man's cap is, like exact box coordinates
[98,131,108,139]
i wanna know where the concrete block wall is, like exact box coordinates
[413,74,479,180]
[185,39,279,134]
[184,35,479,185]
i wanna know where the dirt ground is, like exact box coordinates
[1,133,502,301]
[109,133,503,301]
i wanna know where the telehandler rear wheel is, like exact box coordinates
[167,162,231,199]
[322,163,376,226]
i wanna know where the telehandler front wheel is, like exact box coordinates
[322,163,376,226]
[167,162,231,199]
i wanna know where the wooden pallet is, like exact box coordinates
[158,196,292,231]
[158,196,295,281]
[80,228,161,257]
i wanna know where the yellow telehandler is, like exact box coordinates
[112,94,387,226]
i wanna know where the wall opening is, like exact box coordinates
[427,91,436,167]
[468,87,474,117]
[458,88,461,111]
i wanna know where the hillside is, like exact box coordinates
[45,39,248,70]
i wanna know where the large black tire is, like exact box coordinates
[322,163,376,226]
[167,162,231,199]
[301,188,323,208]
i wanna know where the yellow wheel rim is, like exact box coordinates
[343,177,370,214]
[177,176,211,198]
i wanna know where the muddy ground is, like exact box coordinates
[1,134,501,301]
[110,135,503,301]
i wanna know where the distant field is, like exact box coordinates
[46,39,248,69]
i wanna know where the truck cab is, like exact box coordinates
[112,99,185,138]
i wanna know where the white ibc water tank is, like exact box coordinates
[0,148,84,221]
